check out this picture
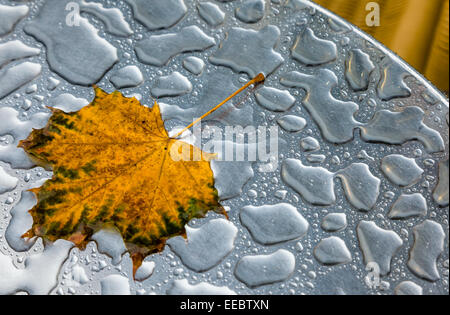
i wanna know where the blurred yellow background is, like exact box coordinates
[313,0,449,93]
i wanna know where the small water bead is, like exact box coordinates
[381,155,424,187]
[283,70,362,144]
[235,0,265,24]
[167,219,237,273]
[235,250,295,287]
[109,65,144,89]
[21,100,32,111]
[388,193,427,219]
[240,203,309,245]
[314,237,352,266]
[357,221,403,276]
[306,154,326,164]
[384,191,395,199]
[210,25,284,77]
[443,260,449,269]
[331,155,341,165]
[408,220,445,281]
[136,26,215,67]
[274,190,287,199]
[300,137,320,152]
[183,56,205,76]
[248,190,258,198]
[321,213,347,232]
[360,107,444,153]
[340,37,350,46]
[25,84,37,94]
[413,149,423,157]
[197,2,225,27]
[295,242,304,252]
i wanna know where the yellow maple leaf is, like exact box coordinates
[19,74,265,274]
[19,88,222,271]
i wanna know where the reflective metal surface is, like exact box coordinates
[0,0,448,295]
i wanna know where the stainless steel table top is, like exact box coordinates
[0,0,448,295]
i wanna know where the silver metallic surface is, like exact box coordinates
[0,0,448,295]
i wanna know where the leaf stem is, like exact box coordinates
[172,73,265,139]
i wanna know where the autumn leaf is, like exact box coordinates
[19,88,224,273]
[18,72,264,275]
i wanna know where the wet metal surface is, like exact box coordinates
[0,0,448,295]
